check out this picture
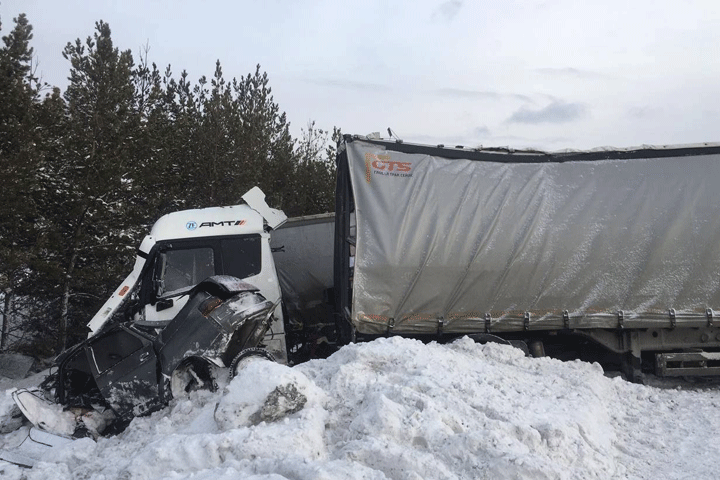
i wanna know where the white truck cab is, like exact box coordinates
[86,188,289,363]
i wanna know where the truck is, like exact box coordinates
[4,134,720,464]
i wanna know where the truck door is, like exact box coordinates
[85,326,161,418]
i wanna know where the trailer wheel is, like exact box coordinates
[228,348,276,381]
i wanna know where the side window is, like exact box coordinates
[157,247,215,296]
[221,236,262,279]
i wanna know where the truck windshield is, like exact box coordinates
[158,247,215,296]
[153,236,262,298]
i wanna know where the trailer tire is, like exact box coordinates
[228,348,276,381]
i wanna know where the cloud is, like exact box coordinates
[535,67,608,80]
[407,125,491,147]
[432,0,463,22]
[472,126,490,137]
[507,101,588,124]
[304,78,392,93]
[627,105,662,119]
[434,88,532,102]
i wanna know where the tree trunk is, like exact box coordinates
[59,207,88,353]
[1,290,11,351]
[59,250,78,353]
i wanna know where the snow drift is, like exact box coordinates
[2,337,720,479]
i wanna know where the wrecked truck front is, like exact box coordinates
[41,276,276,430]
[155,278,276,390]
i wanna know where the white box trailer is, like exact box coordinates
[332,136,720,379]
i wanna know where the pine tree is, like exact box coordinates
[40,21,140,351]
[231,65,296,209]
[0,13,45,350]
[190,60,237,206]
[164,62,297,210]
[287,122,338,216]
[130,52,180,219]
[0,15,340,355]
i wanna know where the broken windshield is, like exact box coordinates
[157,247,215,297]
[151,235,263,299]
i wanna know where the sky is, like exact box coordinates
[2,0,719,150]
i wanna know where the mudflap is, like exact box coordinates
[0,426,74,468]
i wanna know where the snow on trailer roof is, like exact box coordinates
[345,134,720,162]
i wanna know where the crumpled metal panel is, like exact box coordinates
[346,139,720,334]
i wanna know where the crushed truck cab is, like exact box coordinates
[10,189,288,441]
[88,196,288,363]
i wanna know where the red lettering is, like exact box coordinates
[371,160,412,172]
[395,161,412,172]
[366,154,412,177]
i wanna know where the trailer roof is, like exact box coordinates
[343,134,720,163]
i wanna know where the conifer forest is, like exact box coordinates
[0,14,338,355]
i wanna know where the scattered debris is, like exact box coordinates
[249,383,307,425]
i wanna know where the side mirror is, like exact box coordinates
[156,298,174,312]
[153,252,168,297]
[154,278,165,298]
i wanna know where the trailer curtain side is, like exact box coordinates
[342,138,720,335]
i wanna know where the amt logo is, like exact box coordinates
[186,221,198,231]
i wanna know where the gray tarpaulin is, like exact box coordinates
[346,139,720,335]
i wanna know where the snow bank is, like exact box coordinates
[298,337,619,480]
[2,337,720,479]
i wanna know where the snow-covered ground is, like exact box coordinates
[1,336,720,479]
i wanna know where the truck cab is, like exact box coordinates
[133,204,287,363]
[86,190,288,364]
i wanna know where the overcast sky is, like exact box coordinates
[2,0,719,149]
